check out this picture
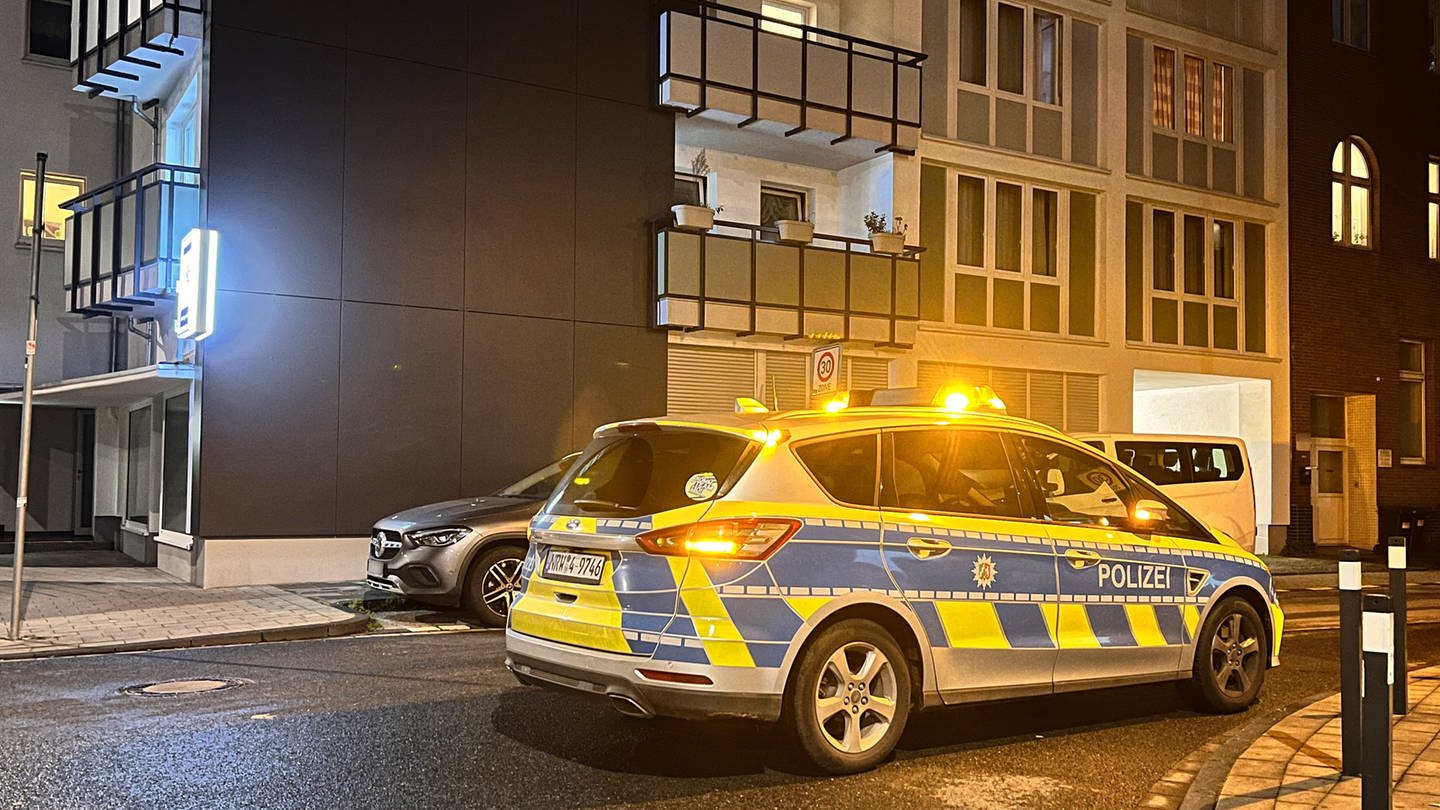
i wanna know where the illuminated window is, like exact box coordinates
[1400,340,1426,463]
[1212,64,1233,143]
[1033,11,1061,105]
[1428,158,1438,260]
[1183,55,1204,137]
[1332,0,1369,50]
[1152,47,1175,129]
[1331,137,1373,248]
[17,169,85,244]
[760,0,813,39]
[26,0,70,62]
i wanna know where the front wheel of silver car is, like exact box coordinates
[781,619,912,775]
[462,544,525,628]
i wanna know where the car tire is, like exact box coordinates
[1188,596,1267,713]
[462,543,526,628]
[781,619,912,775]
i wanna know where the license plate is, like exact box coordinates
[366,559,385,577]
[543,549,607,584]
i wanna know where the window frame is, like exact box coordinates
[759,184,808,228]
[16,169,85,247]
[1400,339,1427,465]
[24,0,71,66]
[879,426,1034,520]
[673,171,706,207]
[790,430,882,509]
[123,402,153,536]
[1427,157,1438,261]
[1138,199,1249,351]
[1332,0,1370,50]
[1331,136,1375,250]
[1143,38,1244,190]
[158,392,194,544]
[759,0,816,39]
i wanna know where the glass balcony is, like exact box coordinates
[656,220,921,347]
[659,1,924,165]
[71,0,203,100]
[62,164,201,316]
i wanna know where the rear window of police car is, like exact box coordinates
[549,428,752,518]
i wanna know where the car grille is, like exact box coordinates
[370,530,403,560]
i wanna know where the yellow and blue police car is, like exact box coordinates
[504,385,1283,774]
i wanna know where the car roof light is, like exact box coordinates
[735,397,769,414]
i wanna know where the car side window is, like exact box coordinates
[1115,440,1190,485]
[794,432,879,507]
[1017,436,1133,527]
[882,429,1024,518]
[1190,443,1243,482]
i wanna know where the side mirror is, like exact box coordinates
[1131,499,1169,528]
[1044,468,1065,496]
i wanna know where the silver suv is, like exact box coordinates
[367,455,576,626]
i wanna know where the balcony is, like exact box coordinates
[656,221,920,347]
[71,0,203,100]
[62,164,201,316]
[659,1,923,168]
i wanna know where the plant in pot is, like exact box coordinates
[775,216,814,244]
[864,211,907,254]
[672,149,721,231]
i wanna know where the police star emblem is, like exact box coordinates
[971,554,998,589]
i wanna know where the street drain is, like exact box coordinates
[121,678,250,697]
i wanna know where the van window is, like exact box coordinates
[550,429,751,518]
[882,429,1024,518]
[1190,443,1244,482]
[794,433,879,506]
[1115,441,1190,485]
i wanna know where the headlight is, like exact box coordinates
[408,527,470,547]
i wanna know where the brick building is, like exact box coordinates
[1287,0,1440,552]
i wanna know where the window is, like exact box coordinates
[1182,215,1205,295]
[760,186,806,228]
[1311,395,1347,439]
[1331,137,1373,248]
[1016,436,1133,527]
[1213,221,1235,299]
[1190,444,1244,482]
[997,3,1025,94]
[1212,64,1233,143]
[164,73,201,168]
[17,169,85,243]
[1138,201,1253,351]
[161,395,190,534]
[126,407,151,527]
[760,0,813,38]
[1115,441,1189,485]
[1183,55,1205,137]
[1033,11,1061,105]
[673,172,704,206]
[794,433,878,506]
[551,429,752,518]
[1152,210,1175,291]
[26,0,70,62]
[1428,158,1438,260]
[1032,188,1058,277]
[995,181,1022,271]
[956,174,985,266]
[1401,340,1426,463]
[958,0,987,85]
[1153,47,1175,129]
[1332,0,1369,49]
[883,429,1023,518]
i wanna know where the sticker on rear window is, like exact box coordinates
[684,472,719,501]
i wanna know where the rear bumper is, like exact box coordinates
[505,629,784,721]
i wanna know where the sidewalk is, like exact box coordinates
[0,565,367,660]
[1214,666,1440,808]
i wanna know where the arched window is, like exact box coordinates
[1332,137,1373,248]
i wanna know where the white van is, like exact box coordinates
[1076,434,1257,552]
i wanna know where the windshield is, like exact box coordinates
[548,427,752,518]
[495,454,580,500]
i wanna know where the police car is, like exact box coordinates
[504,385,1283,774]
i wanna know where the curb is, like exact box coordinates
[0,613,370,661]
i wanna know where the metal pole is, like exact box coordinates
[1338,549,1363,776]
[1361,593,1393,810]
[1389,535,1408,715]
[9,152,46,642]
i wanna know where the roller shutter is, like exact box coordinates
[915,361,1100,433]
[667,345,756,414]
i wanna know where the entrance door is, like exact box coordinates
[1312,447,1346,545]
[71,410,95,537]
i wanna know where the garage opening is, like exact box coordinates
[1132,370,1274,553]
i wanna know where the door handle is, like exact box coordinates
[906,536,952,559]
[1065,549,1103,569]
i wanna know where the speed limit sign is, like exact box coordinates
[810,343,842,401]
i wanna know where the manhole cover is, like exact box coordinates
[121,678,250,697]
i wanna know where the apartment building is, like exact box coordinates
[657,0,1291,549]
[1287,0,1440,552]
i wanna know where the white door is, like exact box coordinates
[1312,447,1347,545]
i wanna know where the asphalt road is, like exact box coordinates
[2,592,1439,810]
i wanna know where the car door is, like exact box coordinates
[878,427,1060,703]
[1012,434,1190,690]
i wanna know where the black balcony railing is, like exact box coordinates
[62,163,201,316]
[655,220,922,347]
[71,0,203,99]
[659,1,925,155]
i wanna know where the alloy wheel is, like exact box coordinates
[1209,612,1262,698]
[480,557,523,616]
[814,641,899,754]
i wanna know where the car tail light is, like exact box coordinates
[635,518,801,560]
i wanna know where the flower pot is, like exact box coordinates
[869,231,906,254]
[775,219,814,244]
[671,204,715,231]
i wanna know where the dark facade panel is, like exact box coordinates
[198,292,341,537]
[470,0,578,91]
[461,312,575,496]
[342,53,466,309]
[207,27,345,299]
[347,0,466,70]
[1242,68,1265,200]
[1125,35,1143,175]
[574,96,675,326]
[210,0,346,47]
[577,0,656,108]
[921,0,950,138]
[1125,200,1144,341]
[1069,192,1096,337]
[918,164,947,321]
[572,321,668,451]
[466,76,577,319]
[336,302,464,534]
[1071,21,1099,166]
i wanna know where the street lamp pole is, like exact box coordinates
[9,152,47,641]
